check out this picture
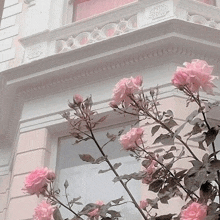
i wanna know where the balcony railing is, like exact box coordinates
[19,0,220,63]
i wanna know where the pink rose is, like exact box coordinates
[96,200,104,206]
[172,59,217,94]
[88,208,99,217]
[180,202,207,220]
[74,94,83,104]
[23,167,56,196]
[33,201,55,220]
[111,76,142,107]
[119,127,144,151]
[142,159,157,184]
[140,200,148,209]
[171,67,188,89]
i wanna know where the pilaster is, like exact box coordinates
[5,128,51,220]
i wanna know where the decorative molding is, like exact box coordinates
[187,14,219,28]
[26,44,43,60]
[17,45,219,99]
[56,15,138,53]
[24,42,47,62]
[148,4,170,20]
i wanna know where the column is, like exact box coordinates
[5,128,51,220]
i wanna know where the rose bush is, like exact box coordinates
[23,59,220,220]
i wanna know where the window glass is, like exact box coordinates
[56,125,141,219]
[73,0,137,21]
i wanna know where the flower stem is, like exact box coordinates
[130,96,199,161]
[89,128,148,220]
[139,146,198,200]
[77,108,148,220]
[46,190,83,219]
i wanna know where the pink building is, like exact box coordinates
[0,0,220,219]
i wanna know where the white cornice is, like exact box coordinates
[5,20,220,85]
[15,42,219,100]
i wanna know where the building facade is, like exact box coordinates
[1,0,220,219]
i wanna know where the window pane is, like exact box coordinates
[74,0,137,21]
[56,125,141,219]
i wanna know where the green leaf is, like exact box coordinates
[209,160,220,172]
[99,203,111,217]
[163,152,174,160]
[164,110,174,117]
[164,119,178,129]
[169,146,177,151]
[93,156,106,164]
[175,169,187,179]
[160,196,169,204]
[190,134,206,142]
[96,115,109,123]
[205,127,219,147]
[190,160,203,168]
[147,198,159,209]
[154,148,164,154]
[199,141,206,150]
[149,179,163,192]
[118,129,124,136]
[202,153,209,164]
[111,196,124,205]
[53,208,63,220]
[185,168,207,192]
[107,210,121,218]
[151,125,160,136]
[186,110,199,122]
[79,203,98,215]
[153,134,174,145]
[74,202,83,205]
[113,171,146,182]
[113,163,122,170]
[106,132,117,141]
[79,154,95,163]
[99,168,111,174]
[174,122,187,137]
[142,159,152,169]
[71,196,81,203]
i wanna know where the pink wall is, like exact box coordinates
[5,129,51,220]
[74,0,136,21]
[197,0,215,5]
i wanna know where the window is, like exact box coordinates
[72,0,137,22]
[196,0,216,5]
[55,124,141,219]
